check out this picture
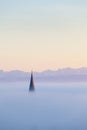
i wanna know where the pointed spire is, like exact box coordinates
[29,71,35,91]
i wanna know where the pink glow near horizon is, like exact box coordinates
[0,1,87,71]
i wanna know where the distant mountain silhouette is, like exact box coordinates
[0,68,87,82]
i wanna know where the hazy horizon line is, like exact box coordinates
[0,67,87,73]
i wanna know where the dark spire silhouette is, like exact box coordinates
[29,72,35,91]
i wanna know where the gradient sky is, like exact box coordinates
[0,0,87,71]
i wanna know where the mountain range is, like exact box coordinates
[0,68,87,82]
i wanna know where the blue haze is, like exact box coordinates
[0,82,87,130]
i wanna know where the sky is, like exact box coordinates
[0,0,87,71]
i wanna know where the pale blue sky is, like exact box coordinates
[0,0,87,71]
